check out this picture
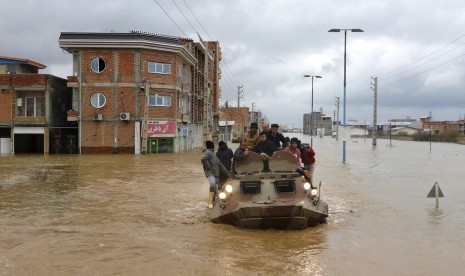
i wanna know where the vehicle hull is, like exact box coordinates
[210,198,328,229]
[209,150,329,230]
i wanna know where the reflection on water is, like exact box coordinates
[2,137,465,275]
[428,206,446,225]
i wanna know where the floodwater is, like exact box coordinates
[1,135,465,275]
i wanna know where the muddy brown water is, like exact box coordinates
[1,135,465,275]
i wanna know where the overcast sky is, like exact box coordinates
[3,0,465,127]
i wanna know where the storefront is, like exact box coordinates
[147,121,176,154]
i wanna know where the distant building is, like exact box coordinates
[389,126,421,136]
[219,106,250,142]
[0,56,73,154]
[303,112,332,136]
[420,117,460,134]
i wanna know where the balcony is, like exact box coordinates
[67,110,79,121]
[67,76,79,88]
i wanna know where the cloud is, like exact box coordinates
[2,0,465,125]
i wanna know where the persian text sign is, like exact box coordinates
[148,121,176,137]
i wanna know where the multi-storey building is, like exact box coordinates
[0,56,73,154]
[58,31,221,154]
[303,112,332,136]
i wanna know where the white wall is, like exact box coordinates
[0,138,11,154]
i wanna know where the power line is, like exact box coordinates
[171,0,198,35]
[154,0,242,96]
[221,59,241,86]
[381,52,465,86]
[178,0,242,88]
[377,33,465,78]
[383,42,465,81]
[181,0,213,41]
[153,0,189,38]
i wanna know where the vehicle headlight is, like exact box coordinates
[225,184,233,193]
[310,189,318,196]
[219,191,227,200]
[303,182,311,191]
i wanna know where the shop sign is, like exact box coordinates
[148,121,176,137]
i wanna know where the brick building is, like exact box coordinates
[0,56,73,154]
[58,31,221,154]
[420,117,460,134]
[219,106,250,142]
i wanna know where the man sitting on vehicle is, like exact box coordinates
[254,131,278,171]
[261,123,270,135]
[232,141,249,173]
[243,122,259,150]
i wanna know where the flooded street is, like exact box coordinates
[1,135,465,275]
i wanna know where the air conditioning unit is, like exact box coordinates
[93,113,103,121]
[120,112,130,121]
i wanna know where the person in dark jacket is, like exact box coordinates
[268,123,287,149]
[254,131,278,171]
[254,131,278,158]
[216,141,234,172]
[232,141,249,173]
[201,140,229,208]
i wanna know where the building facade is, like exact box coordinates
[303,111,332,136]
[58,32,221,154]
[0,56,73,154]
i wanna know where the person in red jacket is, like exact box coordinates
[300,142,316,182]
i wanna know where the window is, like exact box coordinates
[149,95,171,106]
[90,92,106,108]
[178,95,189,113]
[148,62,171,74]
[16,96,45,117]
[90,57,106,73]
[182,64,188,83]
[178,64,188,83]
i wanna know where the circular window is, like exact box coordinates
[90,92,106,108]
[90,57,106,73]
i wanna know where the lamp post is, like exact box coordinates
[328,28,364,163]
[303,75,322,147]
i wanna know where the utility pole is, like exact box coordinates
[141,82,149,153]
[335,96,340,141]
[429,111,432,152]
[251,102,256,123]
[328,28,364,163]
[202,41,210,144]
[371,76,378,146]
[236,85,243,140]
[225,101,230,142]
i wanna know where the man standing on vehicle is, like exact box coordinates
[268,123,286,149]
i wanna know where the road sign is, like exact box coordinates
[427,182,444,198]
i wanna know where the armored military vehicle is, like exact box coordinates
[209,150,328,229]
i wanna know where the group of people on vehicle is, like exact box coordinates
[200,122,316,208]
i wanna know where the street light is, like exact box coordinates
[328,28,364,163]
[303,75,322,147]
